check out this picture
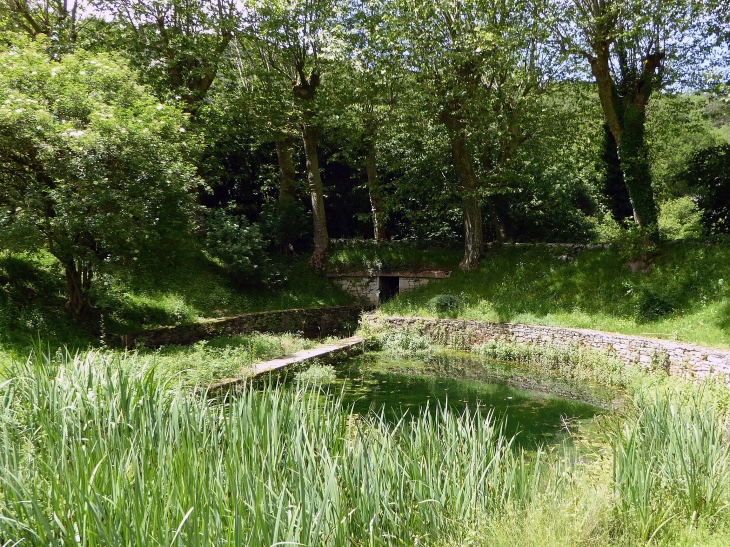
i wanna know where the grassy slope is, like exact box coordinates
[0,249,353,364]
[380,243,730,349]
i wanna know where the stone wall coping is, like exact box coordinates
[328,270,451,279]
[133,305,364,335]
[111,305,367,349]
[367,314,730,358]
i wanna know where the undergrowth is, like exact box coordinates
[0,249,352,356]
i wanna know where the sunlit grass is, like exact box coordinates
[381,243,730,348]
[2,343,730,545]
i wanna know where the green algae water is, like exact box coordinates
[330,351,616,448]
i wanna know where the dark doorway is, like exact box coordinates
[379,276,400,304]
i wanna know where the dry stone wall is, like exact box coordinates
[112,306,365,349]
[368,315,730,385]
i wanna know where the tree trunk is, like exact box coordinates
[293,69,329,270]
[301,121,329,270]
[601,123,633,223]
[619,105,659,242]
[64,258,91,319]
[364,133,387,241]
[275,138,297,202]
[589,48,662,244]
[447,130,484,270]
[485,195,507,244]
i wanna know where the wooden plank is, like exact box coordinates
[203,336,364,394]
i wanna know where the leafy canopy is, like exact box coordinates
[0,37,198,313]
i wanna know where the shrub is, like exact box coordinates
[203,208,278,286]
[258,198,311,253]
[678,143,730,235]
[379,328,434,354]
[633,285,677,323]
[428,294,462,318]
[658,197,703,240]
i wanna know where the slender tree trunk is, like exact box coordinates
[275,138,297,202]
[447,130,484,270]
[485,196,506,244]
[301,120,329,270]
[64,258,91,319]
[293,70,329,270]
[364,133,387,241]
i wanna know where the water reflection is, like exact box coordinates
[332,352,617,448]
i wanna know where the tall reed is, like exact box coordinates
[0,348,542,546]
[612,390,730,541]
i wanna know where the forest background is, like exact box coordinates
[1,0,730,337]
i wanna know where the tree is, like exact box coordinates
[243,0,338,270]
[1,0,85,44]
[553,0,714,243]
[0,41,197,318]
[96,0,238,111]
[387,0,551,268]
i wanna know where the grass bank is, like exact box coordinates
[379,242,730,348]
[0,249,352,360]
[2,345,730,546]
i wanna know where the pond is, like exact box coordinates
[325,351,620,448]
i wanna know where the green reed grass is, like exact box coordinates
[3,344,730,546]
[0,348,542,546]
[612,390,730,541]
[472,339,644,388]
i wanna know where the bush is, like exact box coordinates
[678,143,730,235]
[379,329,434,354]
[633,285,677,323]
[258,198,311,253]
[658,197,703,240]
[428,294,462,318]
[203,208,279,286]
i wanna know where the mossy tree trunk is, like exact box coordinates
[601,123,633,223]
[441,109,484,270]
[293,68,329,271]
[589,46,662,243]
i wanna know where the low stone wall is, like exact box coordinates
[367,315,730,385]
[112,306,365,349]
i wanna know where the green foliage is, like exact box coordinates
[658,197,704,240]
[295,363,337,385]
[0,251,353,347]
[472,340,642,388]
[428,294,462,318]
[258,198,312,252]
[0,347,542,545]
[380,243,730,348]
[0,41,198,315]
[632,285,677,323]
[678,143,730,235]
[612,391,730,541]
[327,239,461,273]
[378,328,435,355]
[203,208,277,286]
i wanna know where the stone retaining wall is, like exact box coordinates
[367,315,730,385]
[112,306,365,349]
